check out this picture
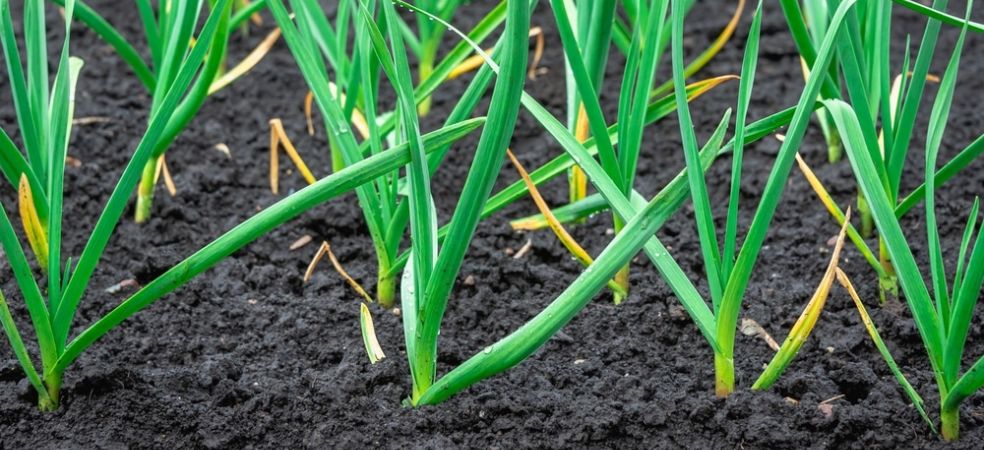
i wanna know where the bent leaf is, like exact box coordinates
[752,208,851,390]
[208,27,281,95]
[269,118,317,193]
[794,153,886,279]
[836,268,935,432]
[305,241,374,304]
[506,150,626,298]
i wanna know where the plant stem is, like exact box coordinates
[857,189,873,238]
[941,406,960,441]
[134,156,159,223]
[612,216,629,304]
[613,265,629,304]
[568,166,588,203]
[329,137,345,173]
[38,373,61,412]
[878,237,897,303]
[568,103,590,205]
[377,266,397,309]
[826,127,843,163]
[714,352,735,397]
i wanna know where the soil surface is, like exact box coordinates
[2,1,984,448]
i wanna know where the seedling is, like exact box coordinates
[561,0,746,204]
[545,0,747,303]
[0,0,229,409]
[824,2,984,438]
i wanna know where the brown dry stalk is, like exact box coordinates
[304,241,374,304]
[208,27,282,95]
[304,91,315,136]
[72,116,111,125]
[740,318,780,351]
[528,26,545,79]
[104,279,141,294]
[506,150,594,267]
[303,85,370,139]
[154,155,177,197]
[214,143,232,158]
[512,239,533,259]
[269,118,317,194]
[506,150,628,297]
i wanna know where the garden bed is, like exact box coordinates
[2,0,984,448]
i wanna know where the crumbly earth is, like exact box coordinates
[2,1,984,448]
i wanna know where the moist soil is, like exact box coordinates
[2,1,984,448]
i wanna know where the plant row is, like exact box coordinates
[1,0,983,442]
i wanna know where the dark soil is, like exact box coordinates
[2,1,984,448]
